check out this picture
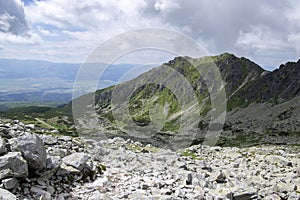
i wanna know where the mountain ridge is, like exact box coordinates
[1,53,299,147]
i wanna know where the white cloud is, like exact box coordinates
[0,13,16,32]
[0,0,28,34]
[154,0,179,13]
[0,31,41,45]
[0,0,299,67]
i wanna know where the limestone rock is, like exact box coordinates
[0,188,17,200]
[0,152,28,179]
[41,135,58,145]
[16,133,47,170]
[62,153,91,171]
[0,137,7,155]
[30,186,51,200]
[2,177,18,189]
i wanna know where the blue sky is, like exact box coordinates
[0,0,300,69]
[21,0,34,5]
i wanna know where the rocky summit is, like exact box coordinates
[0,118,299,199]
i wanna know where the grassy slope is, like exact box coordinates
[2,53,299,147]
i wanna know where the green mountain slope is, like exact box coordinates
[1,53,299,147]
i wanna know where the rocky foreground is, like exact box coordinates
[0,119,300,199]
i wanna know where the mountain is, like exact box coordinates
[1,53,299,148]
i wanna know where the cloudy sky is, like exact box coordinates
[0,0,300,69]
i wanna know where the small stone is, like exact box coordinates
[24,124,35,130]
[2,178,18,189]
[23,187,30,195]
[41,135,58,145]
[194,185,205,195]
[227,188,257,200]
[46,186,55,195]
[265,194,281,200]
[186,173,193,185]
[215,171,227,183]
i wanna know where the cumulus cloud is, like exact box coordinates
[0,0,41,49]
[141,0,300,66]
[0,0,28,35]
[1,0,300,67]
[25,0,150,32]
[0,31,41,45]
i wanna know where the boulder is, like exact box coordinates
[62,153,91,171]
[30,186,51,200]
[227,189,258,200]
[41,135,58,145]
[42,156,62,179]
[0,137,7,155]
[0,152,28,179]
[24,124,35,130]
[56,163,80,175]
[0,188,17,200]
[16,133,47,170]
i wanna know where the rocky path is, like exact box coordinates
[0,118,300,199]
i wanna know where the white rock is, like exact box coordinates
[0,152,28,179]
[0,188,16,200]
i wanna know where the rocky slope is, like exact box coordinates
[70,53,300,147]
[1,53,299,148]
[0,118,300,199]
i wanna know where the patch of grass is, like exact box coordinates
[125,143,159,153]
[98,163,107,171]
[180,150,203,160]
[218,133,263,147]
[227,98,249,111]
[162,121,180,132]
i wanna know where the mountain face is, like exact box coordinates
[2,53,299,147]
[68,53,299,147]
[233,60,300,103]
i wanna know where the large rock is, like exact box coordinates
[42,156,62,179]
[0,137,7,155]
[0,152,28,179]
[41,135,58,145]
[56,163,80,175]
[30,186,51,200]
[227,189,258,200]
[62,153,91,171]
[0,188,17,200]
[16,133,47,170]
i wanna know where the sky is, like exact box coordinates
[0,0,300,69]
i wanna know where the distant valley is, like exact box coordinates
[0,59,142,110]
